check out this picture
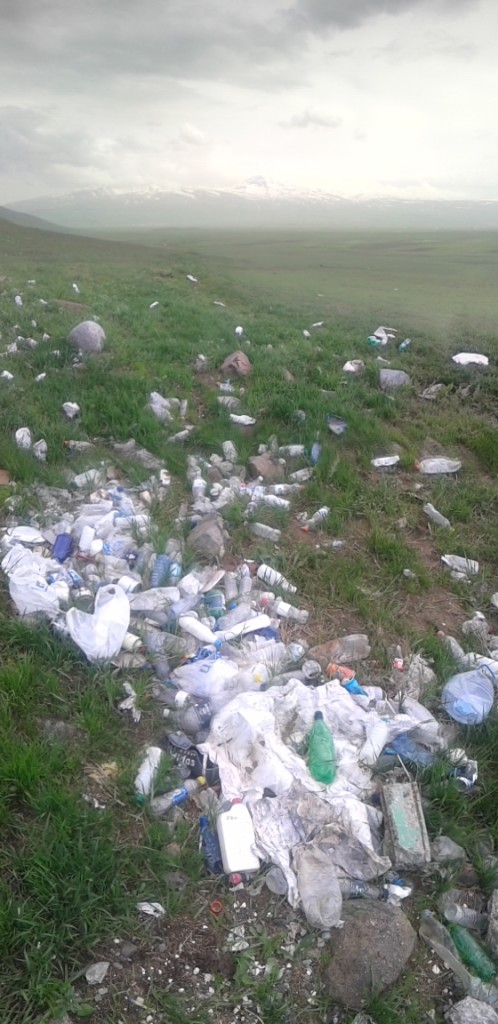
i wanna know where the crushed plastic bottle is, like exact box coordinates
[371,455,400,469]
[307,711,336,785]
[257,564,297,594]
[424,503,452,529]
[301,506,330,532]
[340,878,381,900]
[417,457,462,475]
[199,815,224,874]
[149,776,206,817]
[448,923,497,982]
[134,746,163,801]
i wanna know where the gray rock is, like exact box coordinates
[120,941,139,960]
[322,902,416,1009]
[85,961,110,985]
[248,453,285,482]
[431,836,466,863]
[379,369,411,391]
[486,890,498,956]
[164,869,189,891]
[186,514,226,560]
[447,996,498,1024]
[68,320,106,353]
[220,350,252,377]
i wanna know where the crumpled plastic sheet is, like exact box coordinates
[201,679,434,914]
[66,584,130,662]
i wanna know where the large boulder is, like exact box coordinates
[68,320,106,353]
[322,901,416,1009]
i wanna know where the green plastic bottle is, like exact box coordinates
[307,711,337,785]
[447,923,497,982]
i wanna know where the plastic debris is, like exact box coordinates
[62,402,80,419]
[85,962,110,985]
[371,455,400,469]
[453,353,489,367]
[418,457,462,474]
[423,503,452,528]
[136,901,166,917]
[442,554,479,578]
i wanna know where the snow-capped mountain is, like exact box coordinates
[6,179,498,230]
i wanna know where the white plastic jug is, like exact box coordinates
[217,800,260,874]
[441,666,496,725]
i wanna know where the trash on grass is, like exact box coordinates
[417,457,462,475]
[453,353,489,367]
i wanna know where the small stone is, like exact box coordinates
[68,320,105,354]
[165,842,182,857]
[207,466,223,483]
[85,962,110,985]
[283,368,295,382]
[220,350,252,377]
[186,514,227,560]
[120,941,139,960]
[248,453,285,483]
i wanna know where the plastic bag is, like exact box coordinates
[452,352,489,367]
[66,584,130,661]
[293,844,343,929]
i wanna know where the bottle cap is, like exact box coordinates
[231,797,243,804]
[197,776,207,786]
[314,710,324,720]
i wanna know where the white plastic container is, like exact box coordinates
[134,746,163,798]
[217,799,261,874]
[177,615,217,645]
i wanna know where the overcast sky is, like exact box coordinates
[1,0,496,202]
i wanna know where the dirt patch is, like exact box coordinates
[56,299,92,313]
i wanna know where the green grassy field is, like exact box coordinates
[1,218,498,1023]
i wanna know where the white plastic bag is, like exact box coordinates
[66,584,130,661]
[452,352,489,367]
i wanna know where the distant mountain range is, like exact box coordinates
[6,179,498,230]
[0,204,68,233]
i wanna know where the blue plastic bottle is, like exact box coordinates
[199,816,224,874]
[150,554,170,587]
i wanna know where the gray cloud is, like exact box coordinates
[284,109,342,129]
[289,0,475,31]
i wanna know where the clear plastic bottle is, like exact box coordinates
[423,503,451,529]
[301,506,330,532]
[162,691,213,737]
[270,599,309,624]
[150,554,171,588]
[149,776,206,817]
[199,815,224,874]
[443,903,488,933]
[249,523,281,542]
[257,564,297,594]
[417,457,462,475]
[441,666,496,725]
[340,878,381,900]
[307,711,337,785]
[134,746,163,800]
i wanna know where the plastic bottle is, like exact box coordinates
[417,458,462,475]
[278,444,306,457]
[177,615,217,645]
[257,564,297,594]
[217,799,261,874]
[310,442,322,465]
[149,776,206,817]
[259,494,290,511]
[447,923,497,982]
[249,523,282,542]
[441,666,496,725]
[162,691,213,736]
[327,662,355,681]
[150,554,171,587]
[290,467,314,482]
[399,338,411,351]
[270,599,309,624]
[419,911,498,1005]
[443,904,488,932]
[267,483,302,496]
[371,455,400,468]
[199,815,224,874]
[219,613,271,643]
[192,477,207,499]
[224,572,238,601]
[340,878,381,900]
[217,602,254,630]
[423,503,452,529]
[162,731,220,785]
[307,711,337,784]
[301,506,330,532]
[134,746,163,800]
[173,655,239,701]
